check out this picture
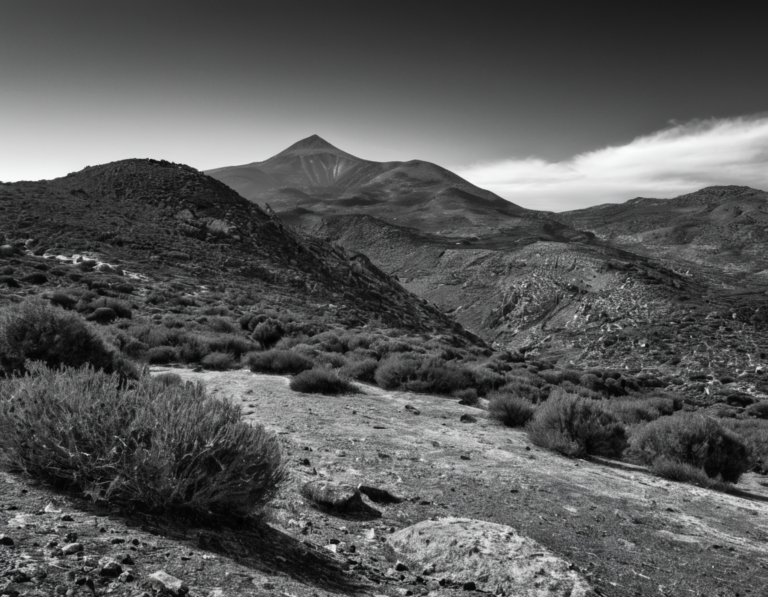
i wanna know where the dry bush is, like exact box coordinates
[630,413,750,483]
[745,401,768,420]
[650,457,732,490]
[0,363,285,519]
[374,355,475,395]
[526,390,627,458]
[201,352,236,370]
[716,418,768,474]
[488,392,535,427]
[289,368,358,395]
[147,346,177,364]
[0,299,128,377]
[339,357,378,383]
[244,349,312,375]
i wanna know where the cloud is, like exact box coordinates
[455,115,768,212]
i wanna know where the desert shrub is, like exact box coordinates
[251,319,284,349]
[0,300,125,377]
[49,291,77,310]
[0,363,285,519]
[527,390,627,458]
[347,333,375,351]
[201,352,236,371]
[720,418,768,473]
[650,458,731,490]
[0,275,20,288]
[177,335,211,364]
[313,351,347,369]
[22,272,48,285]
[289,368,358,395]
[86,307,118,324]
[579,373,603,392]
[629,414,750,483]
[147,346,177,364]
[122,337,149,359]
[453,388,479,405]
[89,297,132,319]
[339,358,378,382]
[605,399,666,426]
[539,370,564,385]
[469,366,505,396]
[207,317,237,334]
[151,372,183,387]
[497,379,542,403]
[204,334,255,358]
[489,392,535,427]
[745,401,768,420]
[374,355,475,395]
[244,349,312,375]
[308,331,348,353]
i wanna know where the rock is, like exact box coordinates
[460,414,477,423]
[404,404,420,415]
[118,571,135,583]
[60,514,74,522]
[386,517,594,597]
[98,558,123,577]
[358,485,404,504]
[462,581,477,590]
[0,535,14,546]
[61,542,84,555]
[395,561,409,571]
[119,553,135,565]
[148,571,189,596]
[301,481,382,516]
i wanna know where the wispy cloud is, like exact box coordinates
[456,115,768,212]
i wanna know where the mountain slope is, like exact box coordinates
[206,135,530,234]
[555,185,768,276]
[0,159,470,338]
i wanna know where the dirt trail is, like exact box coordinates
[159,367,768,597]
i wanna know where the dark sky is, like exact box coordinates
[1,1,766,209]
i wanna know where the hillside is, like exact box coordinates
[0,158,472,340]
[206,135,534,234]
[554,185,768,278]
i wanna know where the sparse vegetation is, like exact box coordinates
[526,390,627,458]
[0,363,286,519]
[488,391,535,427]
[244,349,313,375]
[289,368,358,395]
[630,413,750,483]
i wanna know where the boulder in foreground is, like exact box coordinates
[386,517,594,597]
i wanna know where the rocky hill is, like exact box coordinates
[0,159,471,340]
[554,185,768,278]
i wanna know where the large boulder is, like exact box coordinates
[386,517,594,597]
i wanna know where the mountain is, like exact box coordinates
[0,158,472,339]
[206,135,534,234]
[554,185,768,277]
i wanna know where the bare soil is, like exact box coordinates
[3,368,768,597]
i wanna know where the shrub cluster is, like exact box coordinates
[0,363,285,519]
[630,414,750,483]
[289,368,358,395]
[526,390,627,458]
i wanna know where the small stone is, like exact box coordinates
[460,454,471,460]
[60,514,74,522]
[395,561,409,571]
[117,571,134,583]
[460,414,477,423]
[54,585,67,595]
[462,581,477,590]
[61,543,84,555]
[0,535,14,546]
[148,570,189,596]
[99,558,123,577]
[110,537,125,544]
[120,553,135,565]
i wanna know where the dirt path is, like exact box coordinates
[160,367,768,597]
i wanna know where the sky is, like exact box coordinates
[1,1,766,211]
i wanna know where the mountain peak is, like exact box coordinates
[283,134,339,152]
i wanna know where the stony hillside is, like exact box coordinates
[0,159,470,339]
[206,135,536,234]
[554,185,768,277]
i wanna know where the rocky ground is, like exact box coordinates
[3,368,768,596]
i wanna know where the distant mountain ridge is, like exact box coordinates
[206,135,529,234]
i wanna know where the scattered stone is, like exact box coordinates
[120,553,135,565]
[395,561,409,571]
[61,542,84,555]
[386,517,594,597]
[98,558,123,577]
[460,454,471,460]
[44,503,62,514]
[301,480,382,516]
[404,404,420,415]
[148,571,189,596]
[0,535,13,546]
[460,414,477,423]
[110,538,125,544]
[358,485,404,504]
[60,514,74,522]
[462,581,477,590]
[118,571,135,583]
